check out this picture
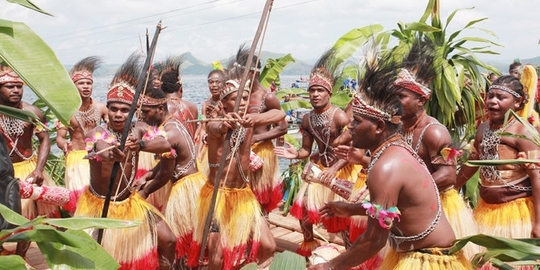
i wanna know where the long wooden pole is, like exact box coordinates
[198,0,274,265]
[97,21,163,244]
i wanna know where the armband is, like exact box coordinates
[143,126,167,140]
[362,200,401,229]
[160,149,177,159]
[435,147,462,165]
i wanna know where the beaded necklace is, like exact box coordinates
[74,98,101,134]
[400,110,426,146]
[309,107,338,165]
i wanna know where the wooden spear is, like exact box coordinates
[198,0,275,264]
[97,21,164,244]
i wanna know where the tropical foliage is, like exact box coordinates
[0,1,81,126]
[0,204,140,269]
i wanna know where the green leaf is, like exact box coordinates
[0,255,31,270]
[466,159,540,167]
[270,251,306,270]
[6,0,53,16]
[0,21,81,126]
[38,229,120,270]
[5,228,91,248]
[332,25,384,62]
[43,217,142,231]
[0,203,29,227]
[260,54,295,88]
[280,99,312,112]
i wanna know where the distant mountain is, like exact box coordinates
[180,51,313,76]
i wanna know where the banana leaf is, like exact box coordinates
[451,234,540,269]
[7,0,53,16]
[270,251,306,270]
[0,203,138,269]
[260,54,295,88]
[0,20,81,126]
[0,255,30,270]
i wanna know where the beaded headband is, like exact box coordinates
[107,82,135,104]
[141,95,167,106]
[71,70,93,83]
[233,62,260,72]
[220,79,250,100]
[488,84,521,98]
[394,68,431,99]
[351,94,401,124]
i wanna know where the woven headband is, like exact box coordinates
[0,69,23,84]
[351,94,401,124]
[394,69,431,99]
[488,84,521,98]
[308,73,332,93]
[221,79,250,100]
[71,70,93,83]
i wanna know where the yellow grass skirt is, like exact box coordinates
[74,188,163,270]
[13,156,59,219]
[249,140,283,212]
[440,188,481,260]
[188,181,264,269]
[380,248,473,270]
[474,196,533,239]
[65,150,90,192]
[163,171,206,258]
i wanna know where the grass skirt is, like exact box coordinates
[291,162,362,233]
[74,188,162,270]
[137,151,170,211]
[474,196,534,269]
[188,182,263,269]
[64,150,90,213]
[249,141,283,213]
[197,144,210,178]
[440,188,481,260]
[13,156,59,219]
[380,248,472,269]
[163,171,206,258]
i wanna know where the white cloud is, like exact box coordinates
[1,0,538,66]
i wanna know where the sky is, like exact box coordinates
[1,0,539,66]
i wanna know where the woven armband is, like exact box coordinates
[362,200,401,229]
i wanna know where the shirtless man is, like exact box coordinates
[188,79,279,269]
[228,46,288,213]
[56,56,108,213]
[308,60,471,270]
[159,56,198,138]
[74,55,176,269]
[394,40,479,259]
[274,50,361,256]
[138,86,206,266]
[0,65,57,257]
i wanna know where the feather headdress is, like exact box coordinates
[308,49,341,94]
[351,46,402,125]
[160,55,183,94]
[70,56,102,83]
[106,53,143,105]
[226,44,262,81]
[394,38,436,99]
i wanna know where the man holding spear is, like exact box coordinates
[75,53,177,269]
